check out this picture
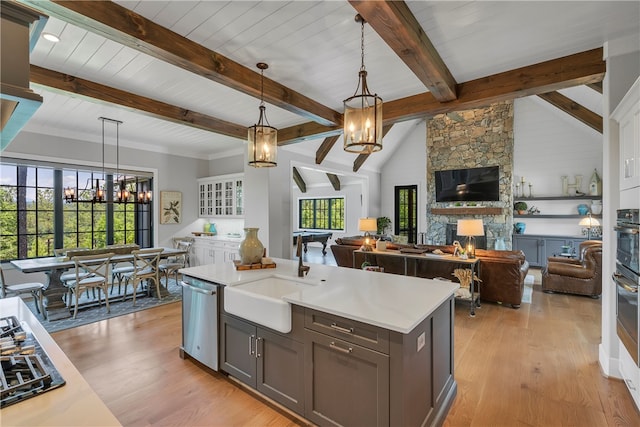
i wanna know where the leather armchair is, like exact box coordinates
[541,241,602,297]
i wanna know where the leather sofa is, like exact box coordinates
[541,240,602,297]
[331,237,530,308]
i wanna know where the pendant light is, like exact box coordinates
[248,62,277,167]
[64,118,151,204]
[93,118,107,203]
[343,14,383,154]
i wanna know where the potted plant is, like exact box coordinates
[377,216,391,236]
[514,201,528,215]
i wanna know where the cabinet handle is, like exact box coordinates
[256,337,262,358]
[330,322,354,334]
[329,341,353,354]
[249,335,255,356]
[625,379,637,391]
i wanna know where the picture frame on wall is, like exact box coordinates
[160,191,182,224]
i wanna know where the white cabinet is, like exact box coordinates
[198,173,244,218]
[612,76,640,191]
[619,342,640,410]
[192,238,240,266]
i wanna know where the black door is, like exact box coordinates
[394,185,417,244]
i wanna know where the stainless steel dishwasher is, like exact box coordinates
[180,276,219,371]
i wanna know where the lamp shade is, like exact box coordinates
[579,216,601,227]
[457,219,484,236]
[359,217,378,233]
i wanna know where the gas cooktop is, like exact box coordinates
[0,316,66,408]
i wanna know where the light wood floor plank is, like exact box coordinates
[52,280,640,426]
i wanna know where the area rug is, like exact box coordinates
[23,279,182,334]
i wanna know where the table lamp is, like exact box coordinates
[457,219,484,259]
[579,214,601,240]
[359,217,378,251]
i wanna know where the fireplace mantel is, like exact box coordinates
[431,207,504,216]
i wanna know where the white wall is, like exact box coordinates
[380,120,427,238]
[513,96,603,236]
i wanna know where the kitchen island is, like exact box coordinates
[180,258,459,427]
[0,297,121,426]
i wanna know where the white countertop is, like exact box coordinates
[180,259,458,334]
[192,235,242,242]
[1,298,121,426]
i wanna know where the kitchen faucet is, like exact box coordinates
[296,236,310,277]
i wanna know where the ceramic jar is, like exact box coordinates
[591,200,602,215]
[239,227,264,265]
[577,204,590,215]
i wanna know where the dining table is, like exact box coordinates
[10,247,186,321]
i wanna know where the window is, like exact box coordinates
[299,197,344,230]
[394,185,417,244]
[0,160,153,261]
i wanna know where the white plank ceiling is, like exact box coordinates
[11,1,640,176]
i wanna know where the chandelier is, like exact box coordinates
[248,62,277,167]
[63,118,152,204]
[343,14,383,154]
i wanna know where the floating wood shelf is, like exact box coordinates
[431,207,504,215]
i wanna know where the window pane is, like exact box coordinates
[0,164,16,185]
[0,235,17,259]
[37,168,54,188]
[25,167,37,187]
[38,211,54,234]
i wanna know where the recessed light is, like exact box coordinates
[42,33,60,43]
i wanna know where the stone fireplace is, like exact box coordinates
[426,101,514,249]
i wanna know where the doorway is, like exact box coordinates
[394,185,417,244]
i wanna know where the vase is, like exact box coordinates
[209,223,217,235]
[494,237,506,250]
[514,222,526,234]
[203,221,210,232]
[577,204,589,215]
[591,200,602,215]
[239,227,264,265]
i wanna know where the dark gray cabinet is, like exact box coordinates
[220,313,305,415]
[220,294,456,426]
[513,234,591,267]
[304,329,390,427]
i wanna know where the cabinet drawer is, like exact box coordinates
[304,308,389,354]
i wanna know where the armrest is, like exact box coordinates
[546,261,593,279]
[547,257,581,265]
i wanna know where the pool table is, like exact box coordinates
[293,231,333,255]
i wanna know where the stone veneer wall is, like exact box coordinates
[426,101,514,249]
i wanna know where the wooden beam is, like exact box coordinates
[353,125,394,172]
[537,91,603,133]
[29,65,247,139]
[19,0,342,127]
[587,82,603,93]
[292,167,306,193]
[280,48,605,144]
[327,173,341,191]
[384,48,606,123]
[278,122,342,146]
[349,0,457,101]
[315,135,341,165]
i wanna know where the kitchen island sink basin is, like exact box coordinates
[223,275,321,333]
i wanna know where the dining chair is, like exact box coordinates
[159,241,192,287]
[66,253,114,319]
[54,247,92,300]
[0,265,46,319]
[122,248,163,306]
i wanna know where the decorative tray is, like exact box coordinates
[233,260,276,270]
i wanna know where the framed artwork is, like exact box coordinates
[160,191,182,224]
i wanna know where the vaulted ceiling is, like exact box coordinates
[7,1,640,175]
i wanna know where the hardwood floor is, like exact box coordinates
[52,277,640,426]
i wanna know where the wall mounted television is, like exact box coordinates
[435,166,500,202]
